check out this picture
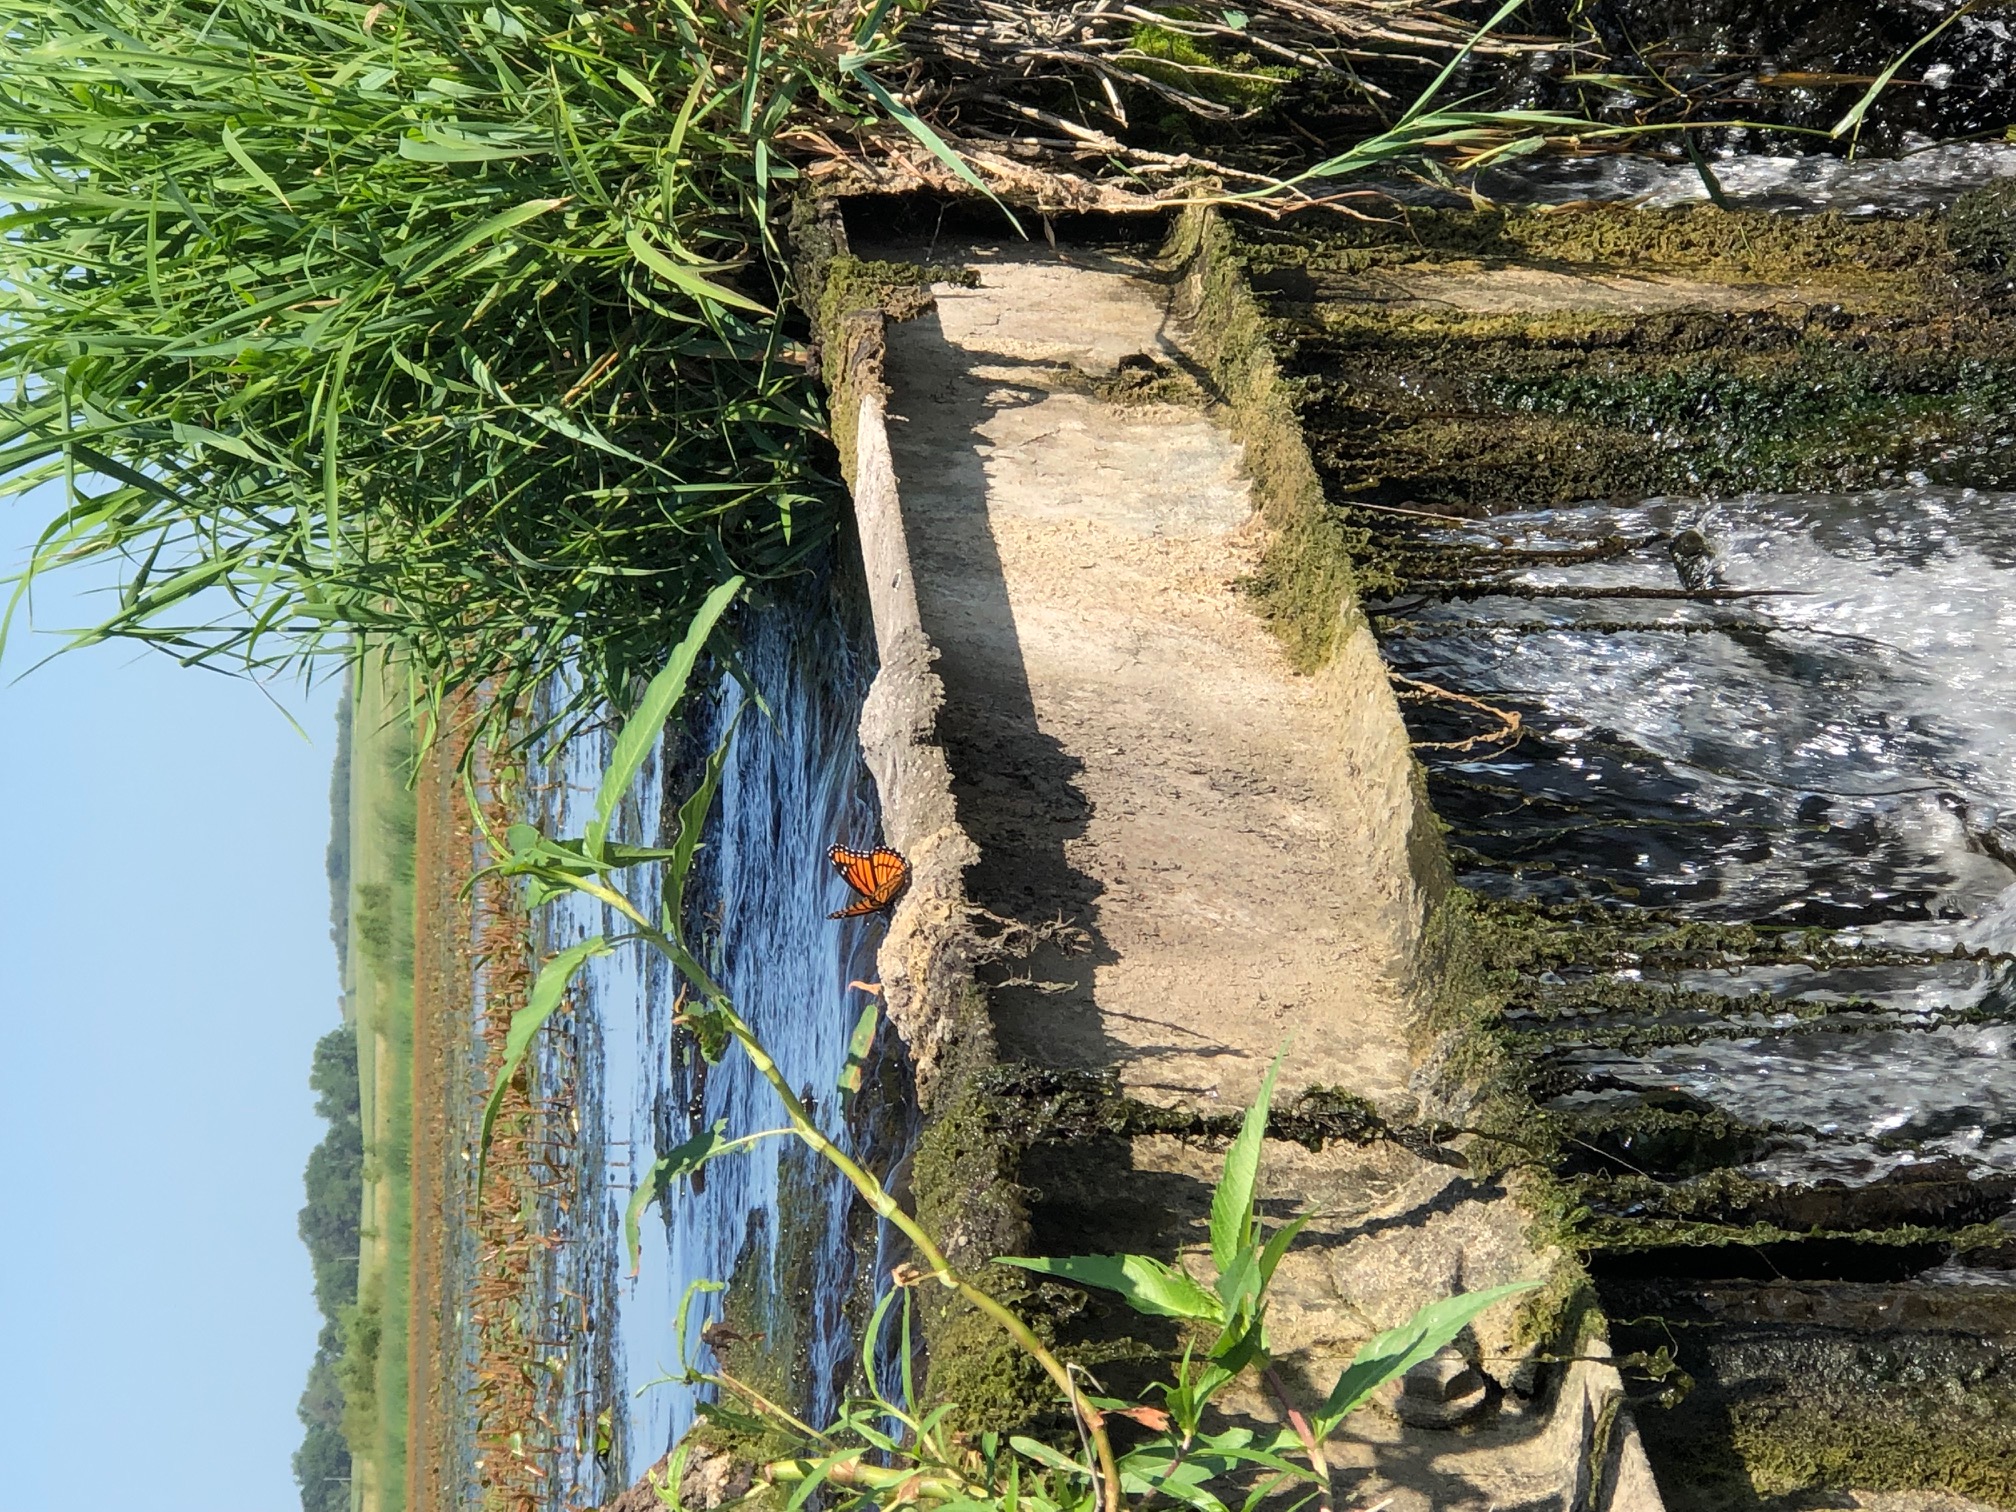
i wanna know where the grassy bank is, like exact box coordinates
[346,650,419,1512]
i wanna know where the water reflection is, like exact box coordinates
[528,571,894,1506]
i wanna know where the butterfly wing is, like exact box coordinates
[827,843,911,918]
[864,846,911,907]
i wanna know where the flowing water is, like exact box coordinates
[1382,488,2016,1184]
[522,569,900,1507]
[1467,141,2016,214]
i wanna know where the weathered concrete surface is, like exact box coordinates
[879,246,1421,1114]
[847,237,1659,1512]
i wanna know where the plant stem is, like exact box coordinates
[722,1008,1125,1512]
[1263,1365,1333,1512]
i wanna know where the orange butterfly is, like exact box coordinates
[828,842,911,919]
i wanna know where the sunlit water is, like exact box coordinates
[526,575,897,1505]
[1459,140,2016,214]
[1381,488,2016,1182]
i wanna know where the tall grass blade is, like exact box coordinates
[586,574,741,859]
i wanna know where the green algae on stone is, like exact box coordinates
[1230,202,2016,516]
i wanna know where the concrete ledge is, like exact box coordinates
[815,200,1665,1511]
[837,308,986,1107]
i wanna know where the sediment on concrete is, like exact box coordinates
[802,194,1662,1512]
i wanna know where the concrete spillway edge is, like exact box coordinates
[826,216,1664,1512]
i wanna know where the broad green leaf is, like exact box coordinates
[496,824,682,880]
[1316,1279,1539,1429]
[1210,1057,1279,1275]
[1257,1211,1313,1288]
[1009,1437,1089,1477]
[997,1253,1223,1322]
[477,935,611,1189]
[1214,1242,1261,1320]
[1205,1308,1267,1372]
[1119,1457,1230,1512]
[625,228,770,315]
[625,1121,727,1274]
[586,575,741,860]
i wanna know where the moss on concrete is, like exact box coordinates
[1163,205,1380,670]
[1228,202,2016,519]
[906,984,1056,1434]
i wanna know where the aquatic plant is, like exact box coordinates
[481,627,1533,1512]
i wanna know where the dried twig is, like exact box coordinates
[1389,670,1524,753]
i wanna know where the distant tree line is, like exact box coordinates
[326,678,353,976]
[295,1025,362,1512]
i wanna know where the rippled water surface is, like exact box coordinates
[528,577,894,1505]
[1457,141,2016,213]
[1382,489,2016,1180]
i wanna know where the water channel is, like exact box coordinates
[1349,150,2016,1500]
[506,141,2016,1509]
[524,564,900,1507]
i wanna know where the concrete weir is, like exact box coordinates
[825,219,1661,1512]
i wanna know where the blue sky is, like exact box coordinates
[0,495,339,1512]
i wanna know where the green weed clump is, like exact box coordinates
[0,0,905,740]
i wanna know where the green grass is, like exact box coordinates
[346,648,416,1512]
[0,0,883,747]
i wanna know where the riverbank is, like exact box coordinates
[347,652,418,1512]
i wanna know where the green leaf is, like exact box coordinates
[1257,1211,1312,1288]
[1009,1437,1090,1477]
[397,126,547,161]
[1316,1279,1540,1429]
[586,575,742,861]
[406,196,570,283]
[220,123,292,209]
[838,999,878,1098]
[664,715,738,943]
[625,228,771,315]
[477,935,611,1190]
[496,824,682,882]
[997,1253,1224,1322]
[1210,1057,1279,1276]
[1395,0,1528,130]
[625,1121,728,1275]
[837,62,1025,237]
